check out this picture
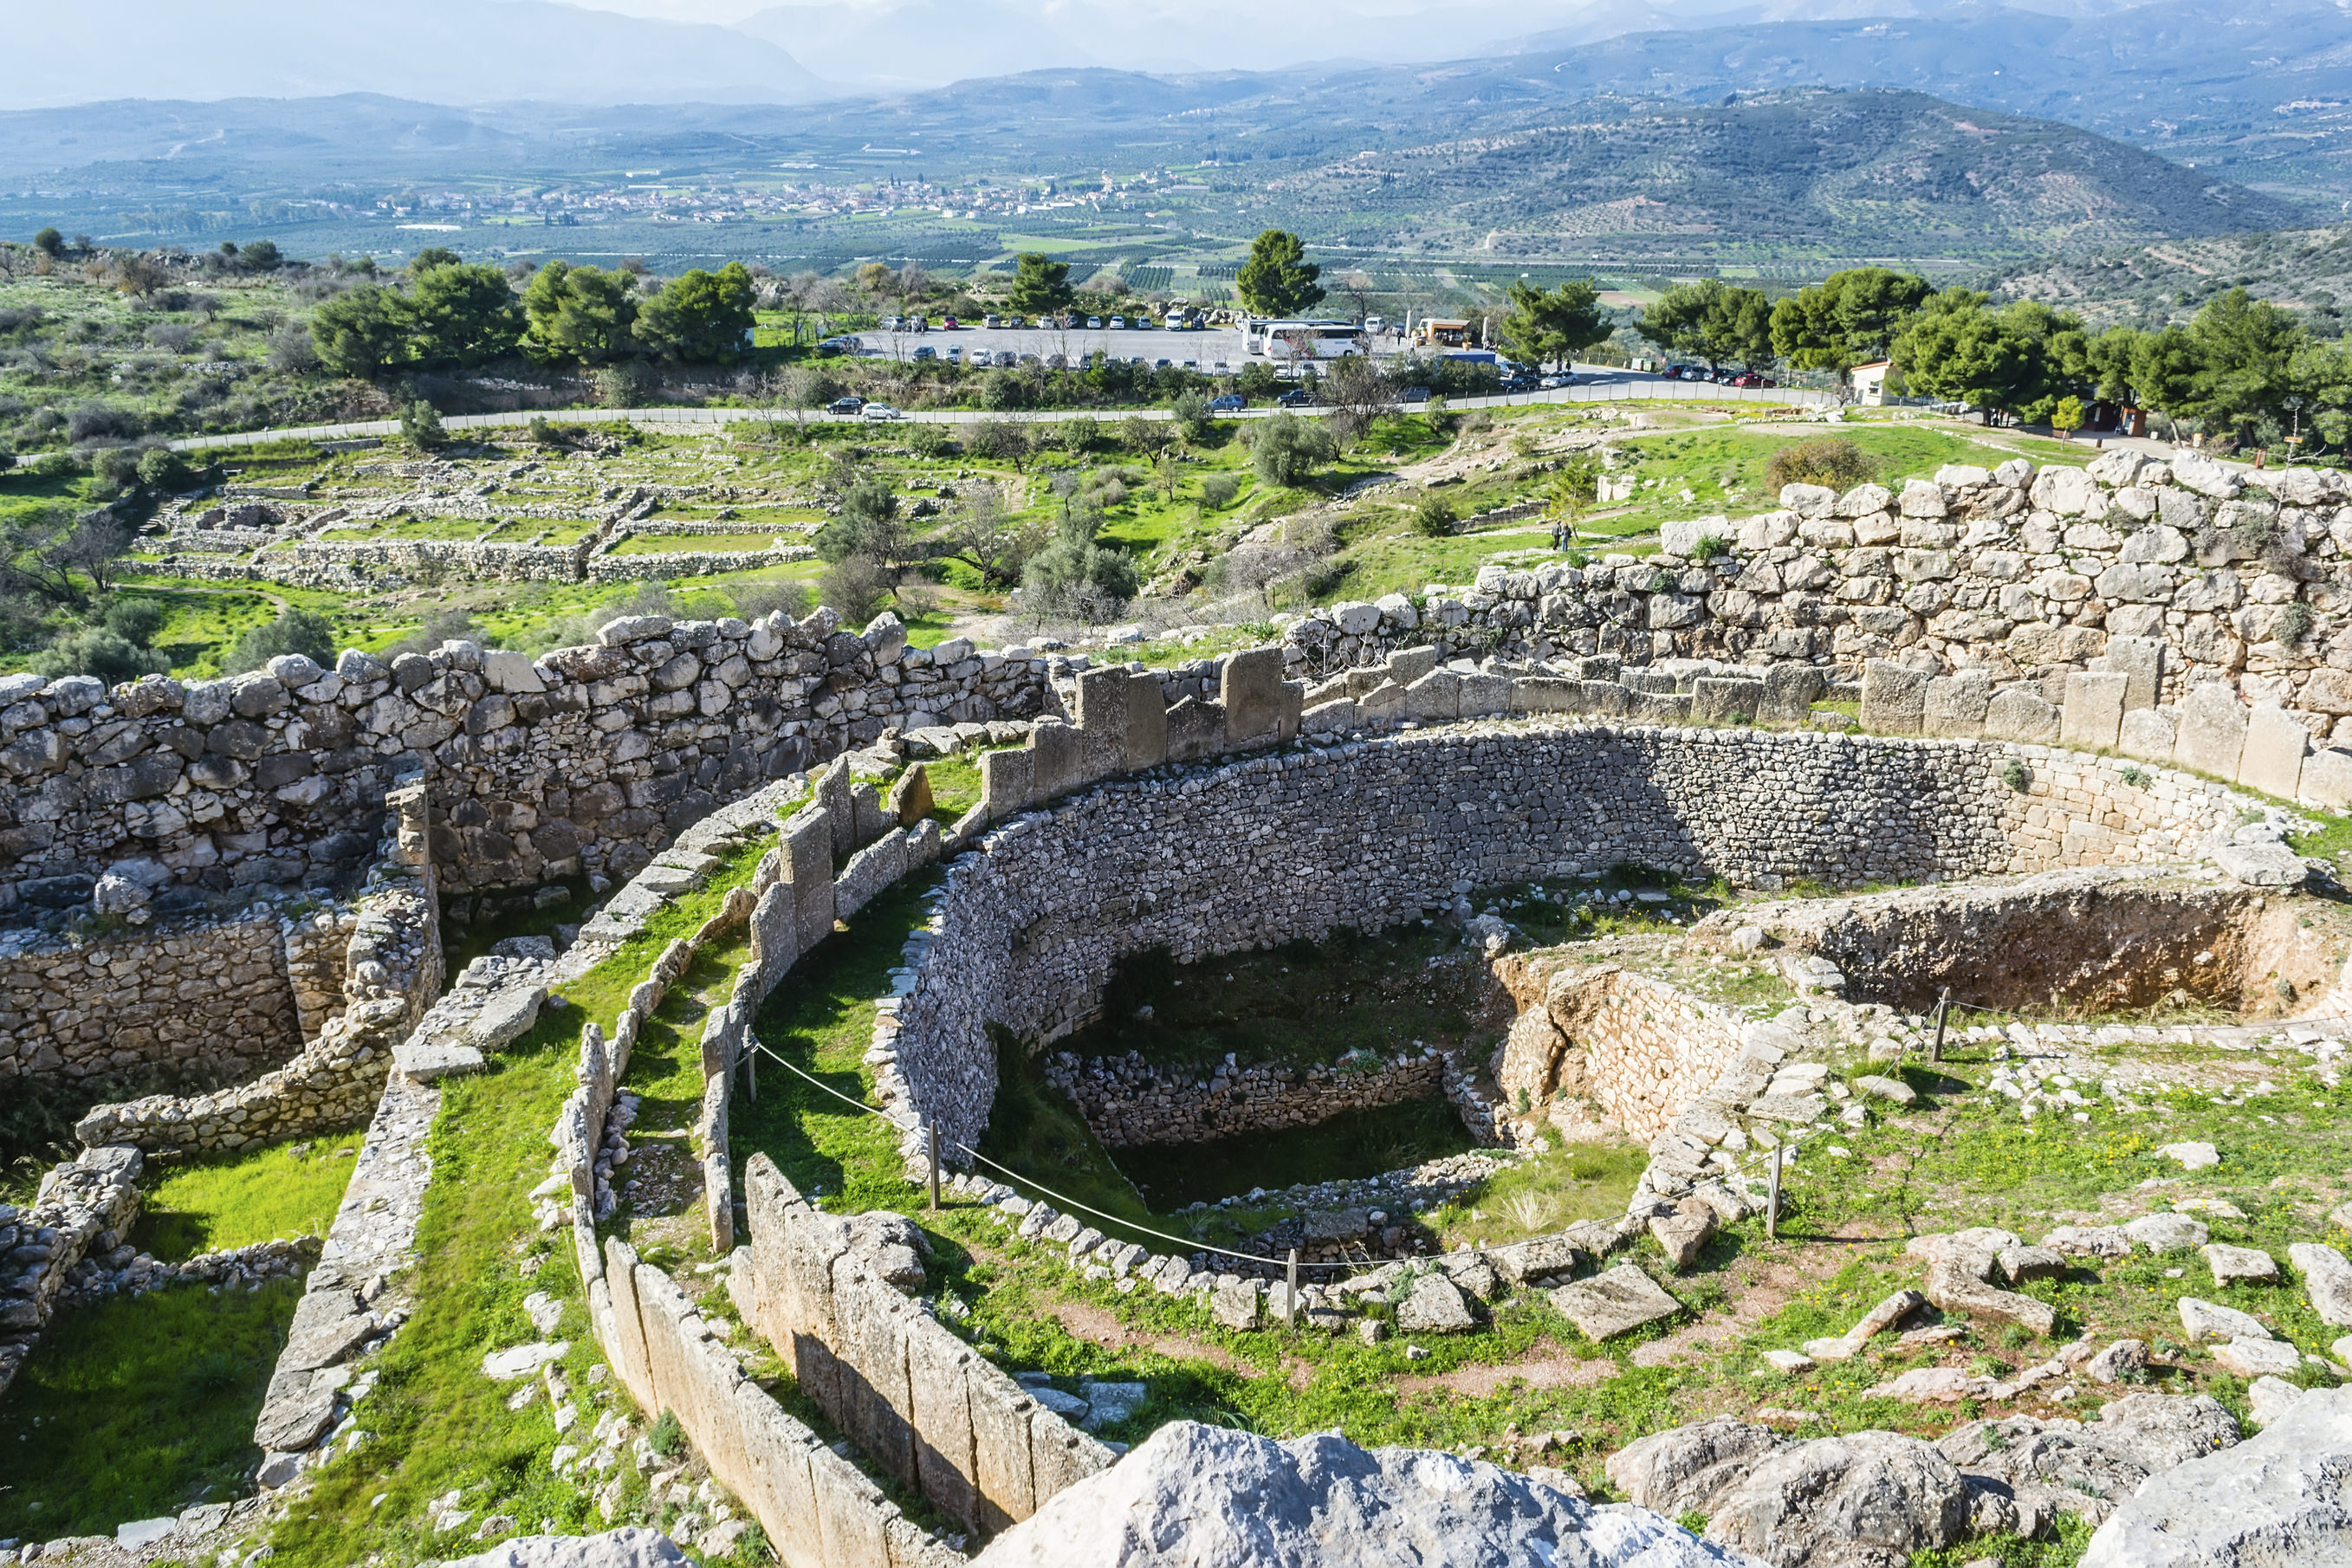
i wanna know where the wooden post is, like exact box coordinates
[745,1043,756,1104]
[1766,1144,1782,1241]
[1286,1248,1299,1329]
[927,1124,942,1212]
[1930,988,1950,1065]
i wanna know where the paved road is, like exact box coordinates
[125,371,1839,457]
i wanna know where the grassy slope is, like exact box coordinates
[133,1139,360,1261]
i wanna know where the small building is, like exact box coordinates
[1417,318,1473,348]
[1850,360,1891,405]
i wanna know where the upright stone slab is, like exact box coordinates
[978,745,1033,820]
[1164,697,1226,762]
[2061,671,2128,752]
[784,808,835,956]
[1984,688,2060,744]
[1859,659,1928,735]
[816,757,856,865]
[2174,684,2250,780]
[2095,635,2165,712]
[1578,680,1633,716]
[1278,678,1305,742]
[1690,677,1765,725]
[884,764,931,827]
[1760,664,1825,726]
[1221,647,1285,742]
[1922,672,1992,738]
[2119,708,2176,765]
[1459,672,1512,718]
[1404,671,1461,722]
[1074,667,1131,783]
[1123,671,1168,771]
[1385,646,1440,686]
[1027,721,1084,801]
[904,1325,982,1531]
[2303,747,2352,810]
[2240,704,2311,799]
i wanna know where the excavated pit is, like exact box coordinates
[1694,867,2352,1020]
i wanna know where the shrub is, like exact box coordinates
[136,447,192,491]
[398,399,446,450]
[648,1410,685,1459]
[817,553,895,625]
[528,415,563,446]
[90,447,141,496]
[1242,414,1336,489]
[224,607,336,674]
[1200,473,1240,509]
[905,424,959,459]
[2276,601,2315,647]
[1765,437,1876,494]
[1689,532,1730,562]
[1412,496,1458,537]
[2120,765,2150,787]
[34,627,166,685]
[2001,759,2031,792]
[729,580,812,623]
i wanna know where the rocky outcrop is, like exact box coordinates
[970,1420,1754,1566]
[444,1528,689,1568]
[2082,1387,2352,1566]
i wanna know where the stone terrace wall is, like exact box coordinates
[0,1145,141,1399]
[0,914,301,1082]
[1284,453,2352,766]
[1043,1049,1449,1147]
[1496,963,1751,1144]
[0,606,1052,917]
[75,778,443,1152]
[889,722,2247,1166]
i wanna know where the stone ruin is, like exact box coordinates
[13,450,2352,1565]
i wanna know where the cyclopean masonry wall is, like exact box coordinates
[73,778,442,1153]
[1042,1049,1451,1147]
[1283,453,2352,807]
[1492,962,1752,1145]
[882,718,2251,1176]
[0,608,1054,920]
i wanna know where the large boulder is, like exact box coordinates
[1703,1429,1970,1568]
[2082,1388,2352,1566]
[969,1420,1753,1565]
[1936,1395,2241,1530]
[1607,1417,1782,1518]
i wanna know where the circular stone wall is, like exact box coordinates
[886,720,2246,1159]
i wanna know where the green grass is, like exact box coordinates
[134,1140,360,1262]
[609,532,792,557]
[0,1277,302,1538]
[1426,1142,1651,1250]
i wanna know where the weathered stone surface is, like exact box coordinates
[2291,1243,2352,1328]
[444,1529,690,1568]
[2180,1297,2272,1344]
[1649,1197,1719,1273]
[2214,1336,2305,1379]
[1396,1273,1476,1334]
[2081,1388,2352,1568]
[1550,1264,1683,1340]
[1923,1248,2057,1337]
[969,1420,1746,1567]
[1607,1417,1782,1518]
[2174,684,2250,779]
[2125,1213,2210,1254]
[1705,1429,1971,1568]
[2205,1244,2280,1286]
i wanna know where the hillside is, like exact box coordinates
[1995,224,2352,331]
[1270,90,2302,261]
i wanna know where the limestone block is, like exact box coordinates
[1628,690,1690,725]
[1760,664,1826,726]
[1690,677,1764,725]
[2060,671,2128,752]
[1577,680,1633,716]
[1508,678,1579,715]
[1459,672,1512,718]
[1028,722,1085,802]
[1922,673,1992,738]
[1163,697,1226,763]
[1278,678,1304,742]
[1548,1264,1683,1340]
[1074,667,1130,782]
[1220,647,1285,742]
[1403,671,1461,722]
[967,1364,1040,1529]
[1301,698,1358,735]
[1124,671,1168,771]
[2174,684,2248,780]
[817,758,856,865]
[2094,636,2165,711]
[1984,687,2059,745]
[2119,708,2175,765]
[784,809,835,956]
[2301,747,2352,810]
[2239,704,2310,800]
[904,1323,982,1531]
[1859,659,1928,735]
[979,745,1033,820]
[1385,646,1440,686]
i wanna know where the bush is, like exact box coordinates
[528,415,563,446]
[905,424,959,459]
[1169,391,1213,442]
[2276,601,2315,647]
[1764,437,1876,495]
[729,579,812,623]
[2001,759,2031,792]
[224,607,336,674]
[1689,533,1730,563]
[1241,414,1336,489]
[648,1410,685,1460]
[1412,496,1457,537]
[817,553,895,625]
[90,447,141,496]
[1200,473,1240,509]
[31,451,79,479]
[34,626,167,685]
[382,608,487,660]
[136,447,192,492]
[398,399,446,450]
[1058,416,1103,454]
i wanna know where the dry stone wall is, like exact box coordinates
[1042,1050,1448,1147]
[1495,962,1752,1144]
[0,606,1053,919]
[0,1144,141,1400]
[887,722,2245,1169]
[1285,453,2352,805]
[0,913,301,1082]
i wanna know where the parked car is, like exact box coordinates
[1086,317,1102,329]
[1208,393,1247,412]
[826,397,866,416]
[1729,372,1764,388]
[982,314,1002,328]
[1108,315,1125,329]
[911,346,936,361]
[1364,315,1386,333]
[1539,373,1570,390]
[1401,385,1430,404]
[945,346,963,365]
[942,316,959,329]
[861,403,904,422]
[1165,312,1187,330]
[1277,387,1317,408]
[1181,359,1199,372]
[1212,360,1233,375]
[1154,358,1173,371]
[995,351,1020,367]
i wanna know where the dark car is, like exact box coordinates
[1277,388,1317,408]
[826,397,866,417]
[1208,393,1247,413]
[1401,386,1431,404]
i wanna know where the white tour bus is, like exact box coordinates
[1244,320,1370,360]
